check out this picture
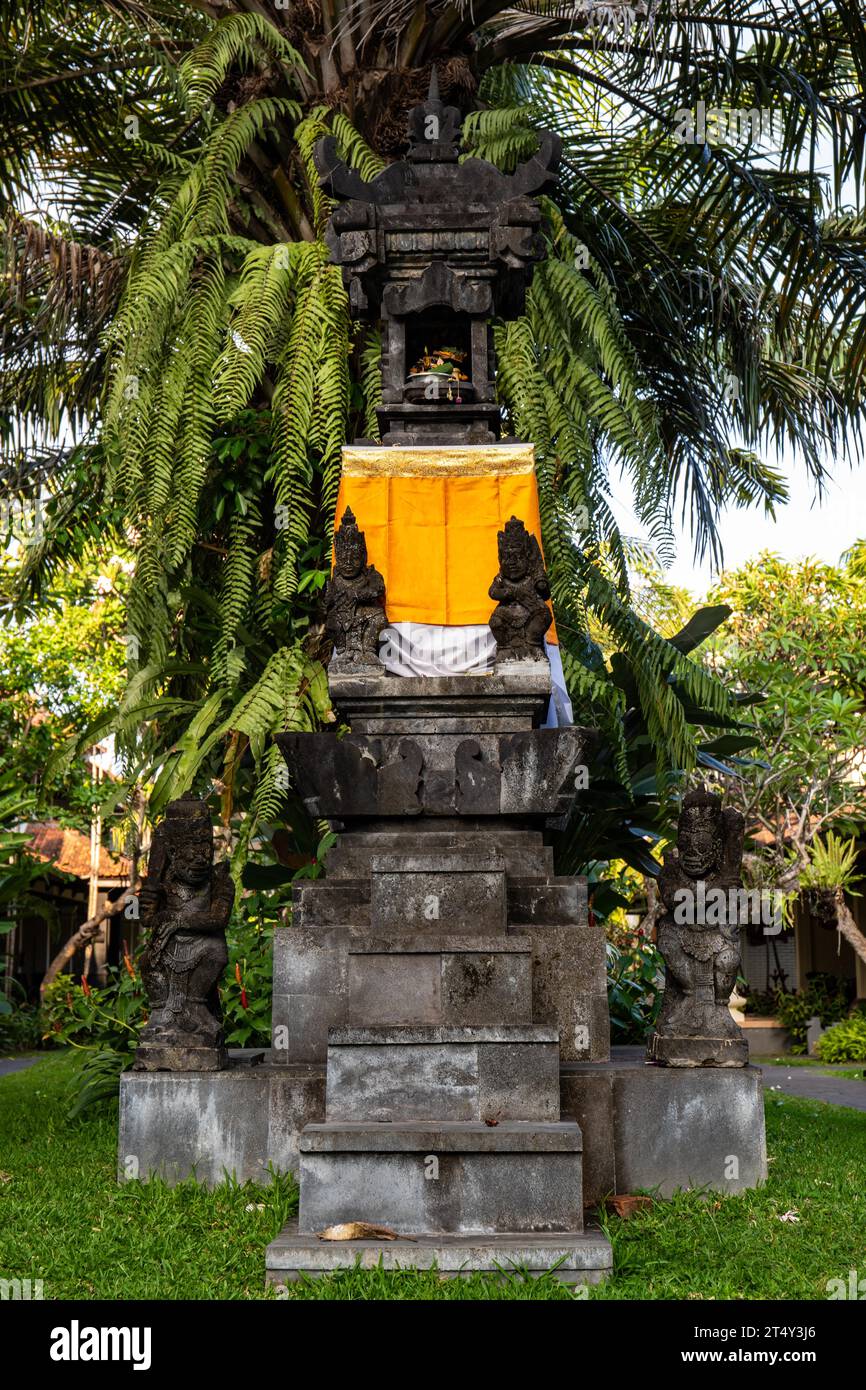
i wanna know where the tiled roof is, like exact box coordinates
[22,821,129,880]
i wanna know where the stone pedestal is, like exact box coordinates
[266,664,613,1282]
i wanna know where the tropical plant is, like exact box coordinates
[799,833,863,895]
[606,937,663,1044]
[815,1010,866,1064]
[773,971,852,1053]
[4,1,866,869]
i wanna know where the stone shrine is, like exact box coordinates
[118,78,767,1289]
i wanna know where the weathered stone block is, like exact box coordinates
[612,1062,767,1196]
[559,1067,616,1206]
[297,1120,583,1235]
[272,991,347,1064]
[272,926,348,996]
[325,827,553,881]
[348,952,441,1025]
[346,935,533,1027]
[370,852,506,932]
[507,876,588,927]
[117,1057,325,1185]
[292,882,369,930]
[326,1026,560,1123]
[516,922,609,1060]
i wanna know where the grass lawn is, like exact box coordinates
[756,1056,866,1079]
[1,1051,864,1301]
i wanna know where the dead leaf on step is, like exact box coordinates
[316,1222,413,1242]
[483,1109,502,1127]
[604,1194,654,1219]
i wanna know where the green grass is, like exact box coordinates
[0,1051,864,1300]
[757,1055,865,1078]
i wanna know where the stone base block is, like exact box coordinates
[117,1055,325,1186]
[647,1031,749,1068]
[560,1050,766,1202]
[326,1025,560,1122]
[297,1120,583,1235]
[266,1219,612,1286]
[133,1041,227,1072]
[326,827,554,880]
[347,935,532,1026]
[370,853,506,932]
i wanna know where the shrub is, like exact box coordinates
[607,937,663,1044]
[815,1009,866,1063]
[773,972,852,1054]
[0,1000,42,1052]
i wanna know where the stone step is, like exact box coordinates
[266,1219,612,1287]
[292,868,587,932]
[297,1120,584,1236]
[369,852,506,933]
[508,876,588,927]
[325,828,554,881]
[347,934,533,1027]
[325,1025,560,1123]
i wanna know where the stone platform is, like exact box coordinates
[118,1046,767,1199]
[266,1219,613,1286]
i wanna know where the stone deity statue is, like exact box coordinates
[647,787,749,1067]
[324,507,387,668]
[489,516,552,662]
[135,795,234,1071]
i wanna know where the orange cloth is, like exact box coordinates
[334,445,557,640]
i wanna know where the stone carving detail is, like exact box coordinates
[489,517,552,662]
[314,69,560,443]
[647,787,749,1067]
[135,796,234,1071]
[277,724,591,819]
[325,507,387,668]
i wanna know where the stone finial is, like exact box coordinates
[406,66,462,162]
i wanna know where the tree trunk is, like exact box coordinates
[835,891,866,969]
[637,876,661,942]
[40,883,141,995]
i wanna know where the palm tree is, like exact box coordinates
[2,0,865,865]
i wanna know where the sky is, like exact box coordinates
[608,440,866,596]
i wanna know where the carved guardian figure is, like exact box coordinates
[489,516,552,662]
[135,795,234,1072]
[325,507,387,668]
[647,787,749,1067]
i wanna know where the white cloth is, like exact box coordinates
[379,623,573,728]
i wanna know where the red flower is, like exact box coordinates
[235,962,242,986]
[123,948,135,979]
[241,988,248,1010]
[81,975,91,997]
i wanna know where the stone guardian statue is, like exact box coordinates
[489,516,552,662]
[647,787,749,1067]
[135,795,234,1071]
[325,507,387,669]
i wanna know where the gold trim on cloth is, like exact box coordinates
[341,444,536,478]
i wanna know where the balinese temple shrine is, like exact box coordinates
[118,75,767,1288]
[319,72,572,721]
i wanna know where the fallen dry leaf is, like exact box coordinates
[604,1194,654,1219]
[316,1222,413,1242]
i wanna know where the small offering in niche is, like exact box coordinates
[409,345,469,401]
